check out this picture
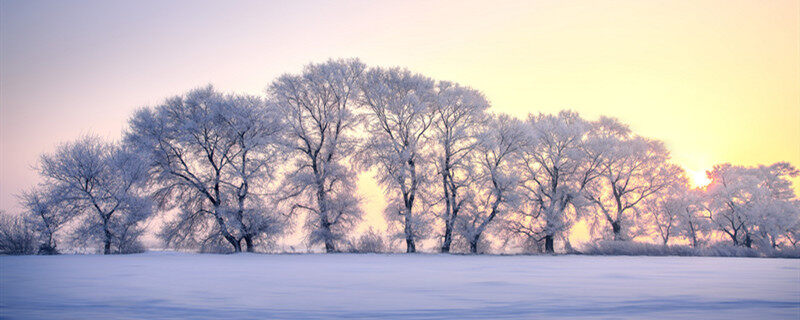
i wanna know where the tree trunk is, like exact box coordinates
[441,225,453,253]
[405,209,416,253]
[404,192,416,253]
[744,234,752,248]
[406,237,416,253]
[322,220,336,253]
[325,239,336,253]
[244,235,255,253]
[227,236,242,253]
[469,239,479,254]
[611,221,622,241]
[729,230,739,246]
[441,172,452,253]
[102,219,112,254]
[545,235,555,253]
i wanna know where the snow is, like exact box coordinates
[1,253,798,319]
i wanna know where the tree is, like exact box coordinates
[512,111,600,253]
[703,164,751,246]
[126,86,287,253]
[705,162,799,248]
[358,67,437,253]
[642,172,712,246]
[0,211,37,255]
[455,114,525,253]
[430,81,489,253]
[673,189,711,248]
[269,59,366,253]
[584,117,678,241]
[37,136,152,254]
[18,186,79,254]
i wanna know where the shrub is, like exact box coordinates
[580,240,798,258]
[581,241,694,256]
[347,229,387,253]
[698,244,760,258]
[0,214,37,255]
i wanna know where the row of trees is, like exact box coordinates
[5,58,799,255]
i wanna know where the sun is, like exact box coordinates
[689,169,712,188]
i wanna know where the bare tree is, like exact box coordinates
[456,114,525,253]
[37,136,152,254]
[269,59,366,253]
[126,86,286,253]
[430,81,489,253]
[358,67,436,253]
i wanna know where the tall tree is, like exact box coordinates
[270,59,366,253]
[358,67,436,253]
[431,81,489,253]
[515,111,600,253]
[37,136,152,254]
[126,86,287,253]
[456,115,525,253]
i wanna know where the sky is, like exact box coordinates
[1,0,798,241]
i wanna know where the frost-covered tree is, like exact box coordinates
[672,188,712,248]
[0,211,37,255]
[583,118,678,241]
[18,186,79,254]
[269,59,365,253]
[749,163,800,249]
[430,81,489,253]
[643,172,712,246]
[515,111,601,253]
[704,162,799,248]
[37,136,152,254]
[358,67,436,253]
[126,86,287,253]
[455,115,525,253]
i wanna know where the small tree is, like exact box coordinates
[673,189,712,248]
[19,186,79,254]
[643,172,708,245]
[37,136,152,254]
[0,212,37,255]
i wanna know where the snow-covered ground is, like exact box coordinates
[1,253,798,319]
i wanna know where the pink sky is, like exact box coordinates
[2,0,798,221]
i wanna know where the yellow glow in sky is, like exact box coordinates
[1,1,798,233]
